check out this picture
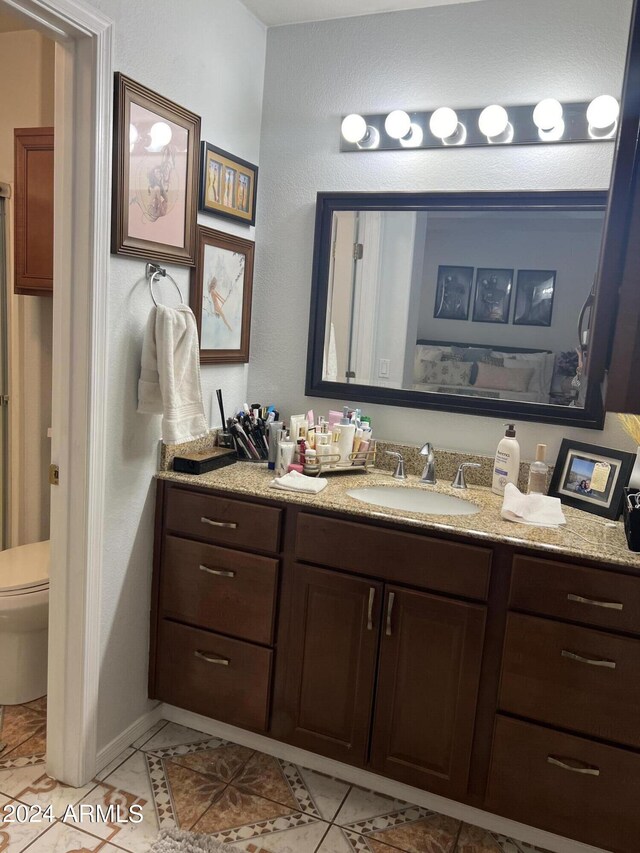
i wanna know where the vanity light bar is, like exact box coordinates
[340,97,619,151]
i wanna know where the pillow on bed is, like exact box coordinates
[473,362,535,393]
[422,360,473,387]
[414,347,443,382]
[492,351,553,398]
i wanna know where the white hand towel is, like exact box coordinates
[270,470,328,495]
[137,305,208,444]
[501,482,566,527]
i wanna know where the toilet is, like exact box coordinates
[0,540,49,705]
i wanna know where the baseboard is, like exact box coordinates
[96,703,163,774]
[160,703,606,853]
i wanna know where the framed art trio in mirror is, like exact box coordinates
[111,73,257,364]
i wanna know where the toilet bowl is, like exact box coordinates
[0,540,49,705]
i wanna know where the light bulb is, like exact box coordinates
[146,121,173,152]
[384,110,412,139]
[429,108,458,140]
[399,122,424,148]
[341,113,367,144]
[533,98,563,131]
[586,95,619,130]
[478,104,509,138]
[357,126,380,150]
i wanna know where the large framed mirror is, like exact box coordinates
[306,191,608,428]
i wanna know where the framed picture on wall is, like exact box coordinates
[472,268,513,323]
[111,73,201,266]
[514,269,556,326]
[199,142,258,226]
[433,265,474,320]
[190,225,255,363]
[548,439,635,519]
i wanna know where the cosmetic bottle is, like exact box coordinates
[316,432,333,469]
[303,448,318,475]
[527,444,549,494]
[267,420,283,470]
[276,432,295,478]
[492,423,520,496]
[333,423,356,466]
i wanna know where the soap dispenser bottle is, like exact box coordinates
[527,444,549,494]
[492,424,520,496]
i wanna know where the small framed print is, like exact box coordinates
[433,265,473,320]
[111,73,201,266]
[191,225,254,364]
[514,269,556,326]
[472,268,513,323]
[199,142,258,226]
[549,439,635,519]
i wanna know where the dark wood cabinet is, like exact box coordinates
[280,564,382,765]
[370,586,486,798]
[14,127,54,296]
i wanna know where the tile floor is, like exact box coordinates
[0,700,546,853]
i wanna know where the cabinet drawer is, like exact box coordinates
[486,715,640,853]
[499,613,640,748]
[510,554,640,635]
[165,486,281,554]
[155,620,272,731]
[161,536,278,645]
[295,513,491,600]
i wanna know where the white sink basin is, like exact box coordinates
[347,485,479,516]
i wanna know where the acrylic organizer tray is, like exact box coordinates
[304,447,377,477]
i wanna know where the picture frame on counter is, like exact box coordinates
[549,439,636,519]
[111,73,201,266]
[191,225,255,364]
[199,142,258,226]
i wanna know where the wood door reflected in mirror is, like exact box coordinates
[308,192,608,428]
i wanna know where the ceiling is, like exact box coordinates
[240,0,486,27]
[0,7,30,33]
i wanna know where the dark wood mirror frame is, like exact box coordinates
[305,190,609,429]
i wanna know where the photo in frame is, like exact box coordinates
[514,269,556,326]
[111,73,201,266]
[199,142,258,226]
[472,268,513,323]
[549,439,635,519]
[433,265,474,320]
[191,226,255,363]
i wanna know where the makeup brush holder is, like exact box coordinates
[623,488,640,552]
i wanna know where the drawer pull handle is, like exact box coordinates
[547,755,600,777]
[385,592,395,637]
[561,649,616,669]
[199,564,235,578]
[201,516,238,529]
[567,593,623,611]
[194,650,229,666]
[367,587,375,631]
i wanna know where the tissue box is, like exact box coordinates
[172,447,236,475]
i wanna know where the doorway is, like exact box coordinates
[0,0,112,786]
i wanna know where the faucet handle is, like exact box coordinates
[452,462,481,490]
[419,442,436,485]
[420,442,433,457]
[385,451,407,480]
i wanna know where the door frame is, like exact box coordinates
[1,0,113,785]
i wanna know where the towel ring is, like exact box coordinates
[146,262,185,307]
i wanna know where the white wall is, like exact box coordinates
[249,0,637,461]
[80,0,266,750]
[0,29,55,547]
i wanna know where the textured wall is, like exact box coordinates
[80,0,266,750]
[250,0,636,460]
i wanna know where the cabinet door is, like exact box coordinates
[281,564,383,766]
[371,586,486,798]
[14,128,54,296]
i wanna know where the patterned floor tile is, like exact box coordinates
[0,795,52,852]
[316,825,359,852]
[233,754,299,813]
[334,787,418,827]
[0,704,47,764]
[95,749,136,783]
[455,829,544,853]
[226,818,331,852]
[295,766,350,822]
[0,764,95,818]
[170,742,253,784]
[130,720,168,750]
[163,761,227,829]
[138,723,212,754]
[367,812,460,853]
[334,827,408,853]
[23,821,129,852]
[23,696,47,715]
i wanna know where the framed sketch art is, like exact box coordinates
[433,265,473,320]
[472,268,513,323]
[514,269,556,326]
[111,74,201,266]
[199,142,258,226]
[191,226,255,363]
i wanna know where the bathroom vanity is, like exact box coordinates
[150,466,640,853]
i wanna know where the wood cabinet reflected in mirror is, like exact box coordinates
[306,191,608,428]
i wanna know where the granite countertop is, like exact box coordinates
[157,462,640,571]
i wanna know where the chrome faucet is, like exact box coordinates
[420,442,436,484]
[452,462,481,489]
[385,451,407,480]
